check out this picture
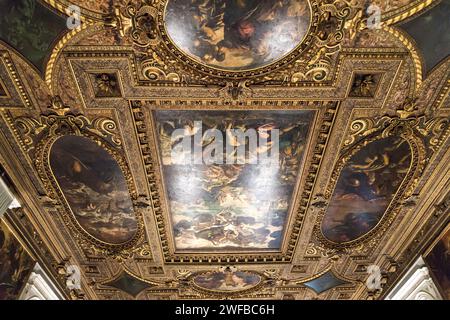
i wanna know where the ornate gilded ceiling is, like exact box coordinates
[0,0,449,300]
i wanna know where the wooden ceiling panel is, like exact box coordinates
[0,0,448,300]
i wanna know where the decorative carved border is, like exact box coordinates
[383,25,424,90]
[0,52,32,108]
[382,0,436,26]
[379,194,449,299]
[0,76,10,98]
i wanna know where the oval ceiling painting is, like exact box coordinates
[49,135,138,244]
[321,136,412,243]
[164,0,311,71]
[194,271,261,292]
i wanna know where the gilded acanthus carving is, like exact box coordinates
[290,0,351,83]
[141,51,180,82]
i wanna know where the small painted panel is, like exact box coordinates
[0,220,35,300]
[303,271,349,294]
[155,110,315,250]
[0,0,67,73]
[50,135,138,244]
[400,0,450,75]
[348,73,382,98]
[165,0,311,71]
[194,271,261,292]
[90,73,122,98]
[104,271,152,297]
[424,225,450,299]
[321,136,412,243]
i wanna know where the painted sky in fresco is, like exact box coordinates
[165,0,311,71]
[155,110,315,250]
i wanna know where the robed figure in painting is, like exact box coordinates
[165,0,310,70]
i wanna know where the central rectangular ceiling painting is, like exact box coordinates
[154,110,315,250]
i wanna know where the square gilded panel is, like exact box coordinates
[303,271,350,294]
[89,73,122,98]
[348,73,383,98]
[424,224,450,299]
[154,110,315,251]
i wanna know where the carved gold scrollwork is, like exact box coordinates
[113,243,153,263]
[15,113,122,155]
[141,51,181,82]
[344,118,376,146]
[14,117,46,151]
[102,0,359,86]
[106,3,160,47]
[291,0,355,83]
[93,118,122,147]
[344,8,365,41]
[102,0,365,88]
[419,118,450,152]
[305,242,319,256]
